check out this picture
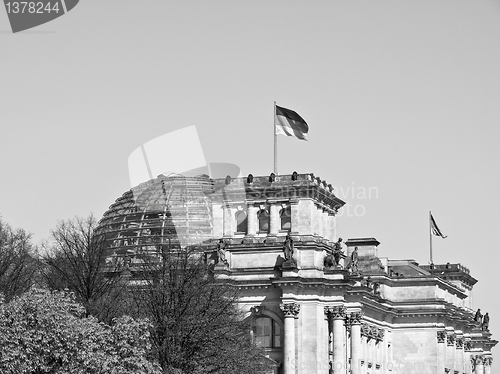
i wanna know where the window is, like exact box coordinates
[257,209,270,232]
[280,206,291,231]
[255,317,281,348]
[235,210,247,233]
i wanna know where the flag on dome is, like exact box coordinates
[275,105,309,141]
[430,213,447,238]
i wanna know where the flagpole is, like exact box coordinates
[274,101,277,175]
[429,211,433,264]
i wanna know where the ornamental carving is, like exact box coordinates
[360,322,384,342]
[447,333,455,346]
[455,337,464,349]
[378,329,385,341]
[437,331,446,343]
[361,322,371,337]
[464,341,472,351]
[350,311,364,324]
[484,357,493,366]
[280,303,300,317]
[325,306,346,319]
[471,355,483,369]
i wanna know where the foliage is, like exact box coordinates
[0,218,39,300]
[42,215,125,321]
[3,213,271,374]
[129,246,270,374]
[0,287,161,374]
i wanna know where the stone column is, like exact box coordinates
[484,356,492,374]
[322,209,329,241]
[290,200,300,235]
[464,340,473,374]
[325,309,333,373]
[383,331,391,373]
[473,355,484,374]
[360,323,369,374]
[437,331,446,373]
[377,329,385,373]
[446,333,455,373]
[223,203,232,237]
[326,306,347,374]
[330,210,338,242]
[350,312,363,374]
[269,204,280,235]
[280,303,300,374]
[247,205,258,236]
[368,337,374,372]
[383,332,390,374]
[312,205,321,237]
[455,336,464,372]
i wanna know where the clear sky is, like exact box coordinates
[1,0,499,356]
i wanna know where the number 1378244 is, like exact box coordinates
[5,2,60,14]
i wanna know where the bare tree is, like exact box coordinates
[42,214,125,321]
[0,217,39,300]
[129,243,270,374]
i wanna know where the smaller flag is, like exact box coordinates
[275,105,309,141]
[430,214,447,238]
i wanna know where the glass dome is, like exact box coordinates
[97,174,215,266]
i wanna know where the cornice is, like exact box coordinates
[363,275,468,300]
[213,173,345,212]
[210,238,338,252]
[270,277,355,289]
[360,322,385,342]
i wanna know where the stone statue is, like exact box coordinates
[216,239,228,265]
[333,238,344,265]
[365,276,372,289]
[350,246,359,273]
[283,234,294,262]
[225,175,231,185]
[474,309,482,324]
[482,313,490,331]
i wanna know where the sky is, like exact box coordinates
[1,0,499,356]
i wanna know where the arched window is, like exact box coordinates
[235,210,247,233]
[280,206,291,231]
[254,316,281,348]
[257,209,270,233]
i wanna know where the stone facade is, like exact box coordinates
[99,172,497,374]
[205,173,497,374]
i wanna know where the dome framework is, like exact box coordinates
[98,174,216,266]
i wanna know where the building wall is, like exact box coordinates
[391,328,438,373]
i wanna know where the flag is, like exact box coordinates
[430,214,447,238]
[275,105,309,141]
